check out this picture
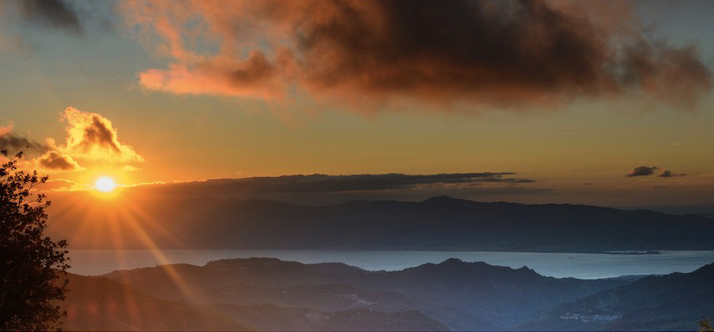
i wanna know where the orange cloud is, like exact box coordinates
[139,52,285,99]
[121,0,711,114]
[3,107,143,173]
[58,107,144,164]
[37,178,78,191]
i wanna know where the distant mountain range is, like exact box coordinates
[62,257,714,330]
[49,195,714,251]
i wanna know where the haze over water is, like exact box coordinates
[69,249,714,279]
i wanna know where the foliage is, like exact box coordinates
[0,150,69,330]
[701,317,713,332]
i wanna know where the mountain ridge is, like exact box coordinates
[520,261,714,330]
[103,257,635,330]
[48,195,714,251]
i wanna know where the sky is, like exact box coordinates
[1,0,713,210]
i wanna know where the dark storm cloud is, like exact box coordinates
[659,170,686,178]
[129,0,712,111]
[627,166,658,177]
[137,172,535,196]
[293,0,614,103]
[37,151,82,171]
[19,0,83,34]
[0,132,46,153]
[619,40,712,109]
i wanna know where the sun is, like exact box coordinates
[95,177,117,192]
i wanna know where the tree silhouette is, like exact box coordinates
[0,150,69,330]
[700,317,713,332]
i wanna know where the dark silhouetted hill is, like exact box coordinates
[62,270,445,331]
[70,257,714,330]
[210,304,446,331]
[105,258,632,330]
[520,262,714,330]
[61,273,251,331]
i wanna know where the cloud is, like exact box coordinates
[3,107,143,172]
[660,169,686,178]
[121,0,711,113]
[122,164,141,172]
[234,172,535,192]
[626,167,687,178]
[129,172,540,205]
[620,40,712,109]
[17,0,83,34]
[627,166,658,177]
[58,106,144,163]
[37,178,77,191]
[0,123,47,153]
[37,150,83,171]
[136,172,535,196]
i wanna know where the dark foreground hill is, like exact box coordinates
[520,262,714,331]
[103,258,631,330]
[61,273,249,331]
[62,272,444,331]
[65,258,714,330]
[49,195,714,251]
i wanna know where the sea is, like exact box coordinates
[67,249,714,279]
